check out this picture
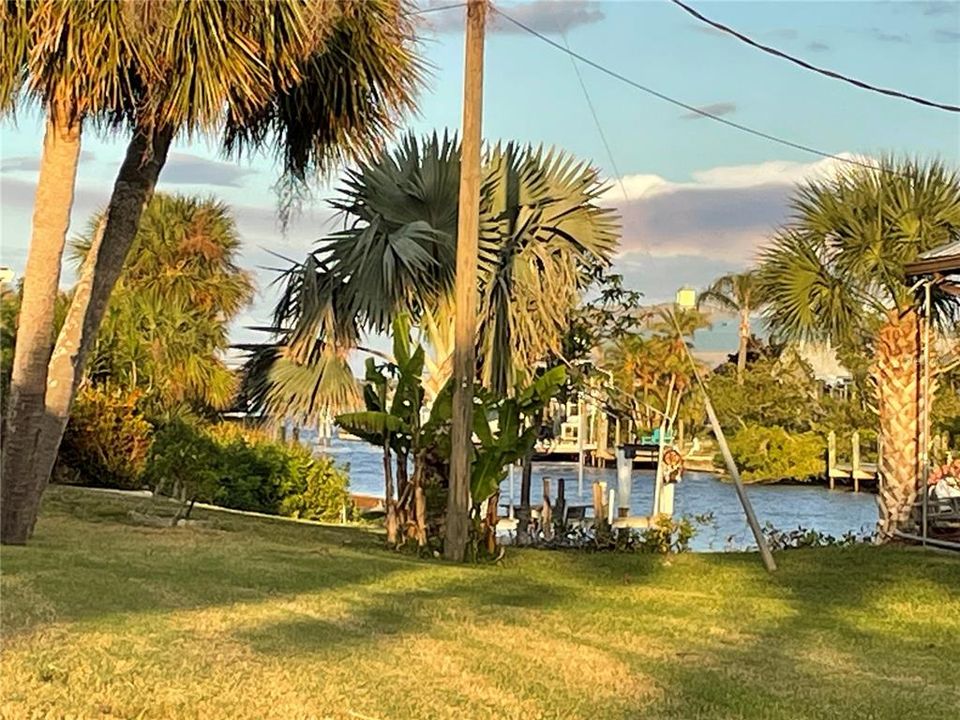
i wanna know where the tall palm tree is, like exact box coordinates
[75,194,254,413]
[249,133,619,416]
[697,271,764,384]
[0,0,149,541]
[758,156,960,537]
[245,134,619,535]
[2,0,424,544]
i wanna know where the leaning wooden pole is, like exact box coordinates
[703,395,777,572]
[444,0,487,562]
[671,310,777,572]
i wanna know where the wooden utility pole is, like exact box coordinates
[444,0,487,562]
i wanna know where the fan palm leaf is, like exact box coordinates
[253,134,619,418]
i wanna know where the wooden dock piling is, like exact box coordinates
[827,430,878,491]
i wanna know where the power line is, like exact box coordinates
[558,31,631,203]
[670,0,960,113]
[492,5,897,175]
[408,2,468,17]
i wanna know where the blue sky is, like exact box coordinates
[1,0,958,357]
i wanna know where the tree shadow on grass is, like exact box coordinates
[236,575,575,658]
[0,487,422,633]
[230,543,960,719]
[623,546,960,720]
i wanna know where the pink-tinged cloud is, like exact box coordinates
[602,153,867,264]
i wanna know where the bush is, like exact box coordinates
[144,420,350,521]
[143,419,222,502]
[58,385,153,489]
[707,354,821,434]
[723,424,825,483]
[553,516,704,554]
[279,450,351,523]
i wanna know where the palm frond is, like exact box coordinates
[242,341,362,423]
[0,1,31,116]
[222,0,426,225]
[253,133,621,419]
[760,155,960,344]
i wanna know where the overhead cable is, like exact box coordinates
[670,0,959,113]
[493,5,899,175]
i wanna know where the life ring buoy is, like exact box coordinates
[663,447,683,484]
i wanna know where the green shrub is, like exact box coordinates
[723,424,825,483]
[143,419,222,502]
[58,385,153,489]
[143,420,350,521]
[279,450,350,523]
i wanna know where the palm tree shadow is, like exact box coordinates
[619,546,960,719]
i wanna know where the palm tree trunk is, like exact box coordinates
[520,450,533,507]
[736,308,749,385]
[12,126,174,541]
[873,309,922,538]
[1,111,82,545]
[414,464,427,548]
[395,448,409,536]
[483,488,500,553]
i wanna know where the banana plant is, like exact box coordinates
[338,318,567,547]
[469,366,567,504]
[337,315,425,545]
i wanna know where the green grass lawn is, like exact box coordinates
[2,486,958,720]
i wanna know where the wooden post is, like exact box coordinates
[827,430,837,490]
[556,478,567,528]
[652,410,670,517]
[592,481,605,531]
[659,479,675,518]
[577,395,585,498]
[614,416,621,448]
[599,411,609,465]
[704,395,777,571]
[669,309,776,572]
[616,447,631,518]
[607,487,616,526]
[852,431,861,493]
[444,0,487,562]
[541,477,553,540]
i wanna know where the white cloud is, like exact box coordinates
[602,152,873,264]
[604,152,868,202]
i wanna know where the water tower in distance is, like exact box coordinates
[675,285,696,309]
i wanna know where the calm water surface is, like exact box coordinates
[319,439,878,551]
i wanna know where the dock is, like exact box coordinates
[827,430,879,492]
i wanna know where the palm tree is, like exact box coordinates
[251,133,619,414]
[0,1,149,541]
[758,156,960,537]
[1,0,424,544]
[697,271,765,384]
[246,134,619,543]
[75,194,254,414]
[602,308,707,435]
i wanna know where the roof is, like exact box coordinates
[905,238,960,277]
